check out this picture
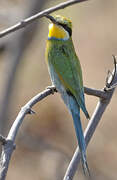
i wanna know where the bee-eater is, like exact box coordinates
[45,14,90,175]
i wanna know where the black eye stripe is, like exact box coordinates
[58,23,72,36]
[45,15,72,36]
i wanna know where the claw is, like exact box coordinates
[46,85,57,94]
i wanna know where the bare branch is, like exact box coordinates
[0,63,116,180]
[0,81,111,180]
[0,79,115,180]
[0,87,57,180]
[84,87,107,99]
[48,85,108,99]
[0,1,116,179]
[7,88,57,142]
[0,0,47,135]
[63,59,117,180]
[0,0,90,38]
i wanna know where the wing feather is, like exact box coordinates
[47,39,89,118]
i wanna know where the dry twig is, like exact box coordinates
[63,57,117,180]
[0,87,57,180]
[0,0,89,38]
[0,0,116,180]
[0,64,117,180]
[0,0,47,134]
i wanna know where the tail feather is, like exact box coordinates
[61,92,90,175]
[71,109,90,175]
[69,96,90,175]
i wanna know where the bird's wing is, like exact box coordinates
[51,42,89,118]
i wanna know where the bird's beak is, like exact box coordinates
[45,14,57,24]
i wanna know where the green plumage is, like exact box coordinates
[46,38,89,119]
[45,14,90,175]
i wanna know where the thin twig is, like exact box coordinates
[0,0,89,38]
[0,0,47,135]
[63,60,117,180]
[7,88,57,142]
[0,87,57,180]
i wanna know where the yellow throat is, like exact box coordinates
[48,23,69,40]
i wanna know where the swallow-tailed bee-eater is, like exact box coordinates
[45,14,90,175]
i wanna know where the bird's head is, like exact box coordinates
[45,15,72,41]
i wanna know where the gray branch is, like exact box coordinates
[63,59,117,180]
[0,0,89,38]
[0,0,47,135]
[0,63,117,179]
[84,87,107,99]
[0,87,56,180]
[0,0,116,178]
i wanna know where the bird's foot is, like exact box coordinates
[46,85,57,94]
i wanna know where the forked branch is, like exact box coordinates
[0,57,117,180]
[0,0,116,179]
[63,56,117,180]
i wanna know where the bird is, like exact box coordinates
[45,14,90,175]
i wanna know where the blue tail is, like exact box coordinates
[69,96,90,176]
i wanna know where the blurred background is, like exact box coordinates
[0,0,117,179]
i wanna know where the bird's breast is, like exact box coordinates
[48,62,65,92]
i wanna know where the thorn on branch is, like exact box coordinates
[20,20,26,28]
[21,106,36,114]
[28,109,36,114]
